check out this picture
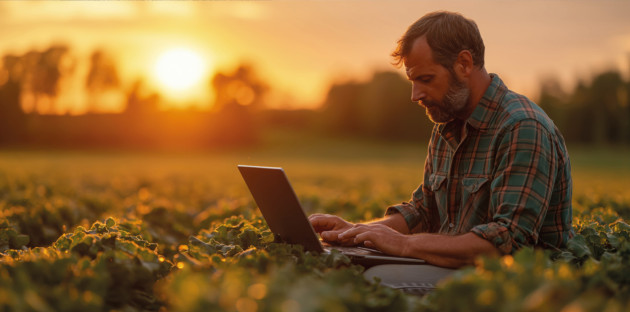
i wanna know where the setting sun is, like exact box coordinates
[154,48,207,92]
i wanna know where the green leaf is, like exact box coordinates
[105,217,116,228]
[567,235,592,259]
[612,220,630,233]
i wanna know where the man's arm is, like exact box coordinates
[403,232,499,268]
[384,138,439,234]
[340,224,499,268]
[310,213,500,268]
[470,119,560,254]
[365,213,410,234]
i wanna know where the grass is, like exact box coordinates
[1,132,628,216]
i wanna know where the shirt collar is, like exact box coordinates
[465,73,506,131]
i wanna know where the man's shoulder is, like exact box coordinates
[472,75,557,135]
[493,89,557,134]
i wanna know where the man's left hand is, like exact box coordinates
[338,224,409,257]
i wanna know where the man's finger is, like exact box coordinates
[337,225,368,240]
[353,231,373,244]
[308,213,327,222]
[321,231,339,241]
[321,230,356,245]
[309,215,336,232]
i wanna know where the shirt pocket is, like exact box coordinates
[429,173,448,220]
[461,176,491,229]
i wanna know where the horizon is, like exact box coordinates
[1,1,629,114]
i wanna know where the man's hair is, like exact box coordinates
[392,11,485,70]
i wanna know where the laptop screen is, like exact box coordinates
[238,165,324,252]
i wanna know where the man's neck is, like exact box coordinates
[456,68,492,121]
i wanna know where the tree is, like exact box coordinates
[85,49,120,113]
[124,79,160,116]
[0,54,27,144]
[320,71,431,141]
[320,82,363,135]
[18,44,75,114]
[539,69,630,144]
[359,71,431,140]
[589,71,626,143]
[207,64,268,145]
[211,64,268,111]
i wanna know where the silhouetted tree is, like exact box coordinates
[320,71,431,141]
[124,79,160,115]
[23,44,75,114]
[320,82,363,135]
[360,71,432,140]
[206,64,269,145]
[589,71,626,143]
[539,69,630,144]
[624,79,630,144]
[211,64,268,111]
[85,49,120,112]
[0,54,27,144]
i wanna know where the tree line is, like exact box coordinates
[317,68,630,145]
[539,70,630,144]
[0,44,267,148]
[0,43,628,148]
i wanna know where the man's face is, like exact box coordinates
[404,36,470,124]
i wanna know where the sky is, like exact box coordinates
[1,0,629,113]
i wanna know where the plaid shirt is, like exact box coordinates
[386,74,573,254]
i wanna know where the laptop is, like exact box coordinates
[237,165,425,266]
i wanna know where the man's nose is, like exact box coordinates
[411,83,426,103]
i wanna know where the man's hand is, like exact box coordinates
[308,214,355,245]
[309,213,500,268]
[338,224,409,256]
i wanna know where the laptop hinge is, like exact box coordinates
[274,233,285,243]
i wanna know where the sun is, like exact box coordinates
[153,48,207,92]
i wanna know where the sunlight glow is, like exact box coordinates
[154,48,207,92]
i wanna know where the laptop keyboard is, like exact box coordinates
[324,245,385,255]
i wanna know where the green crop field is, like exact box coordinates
[1,136,629,311]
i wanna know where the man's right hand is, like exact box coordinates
[308,214,356,246]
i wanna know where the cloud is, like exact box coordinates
[0,2,137,23]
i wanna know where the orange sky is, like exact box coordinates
[1,1,629,114]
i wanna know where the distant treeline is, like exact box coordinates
[0,43,628,149]
[316,68,630,145]
[539,70,630,144]
[0,44,266,149]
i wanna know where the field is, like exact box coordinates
[1,133,630,312]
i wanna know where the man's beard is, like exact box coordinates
[423,75,470,124]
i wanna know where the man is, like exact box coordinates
[308,11,572,292]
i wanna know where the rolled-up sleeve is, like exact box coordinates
[471,119,558,254]
[385,183,431,232]
[385,143,438,233]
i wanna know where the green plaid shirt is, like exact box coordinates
[387,74,573,254]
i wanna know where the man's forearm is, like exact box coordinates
[402,232,500,268]
[366,213,410,234]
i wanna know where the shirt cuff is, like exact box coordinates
[470,222,516,255]
[385,203,420,232]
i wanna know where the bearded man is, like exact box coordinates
[309,11,573,294]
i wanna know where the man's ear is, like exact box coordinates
[454,50,474,78]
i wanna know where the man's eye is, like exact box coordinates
[416,77,432,83]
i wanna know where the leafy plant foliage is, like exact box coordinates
[1,165,630,311]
